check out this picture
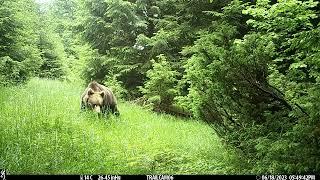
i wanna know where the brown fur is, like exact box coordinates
[81,81,119,116]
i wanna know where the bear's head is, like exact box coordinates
[87,88,105,113]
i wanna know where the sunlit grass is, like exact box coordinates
[0,78,241,174]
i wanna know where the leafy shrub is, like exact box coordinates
[182,0,320,174]
[140,54,179,112]
[104,75,128,100]
[37,31,66,79]
[0,0,41,85]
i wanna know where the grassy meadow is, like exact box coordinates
[0,78,242,174]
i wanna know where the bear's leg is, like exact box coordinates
[80,101,86,111]
[102,105,111,115]
[111,105,120,116]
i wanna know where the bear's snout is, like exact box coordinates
[93,105,101,113]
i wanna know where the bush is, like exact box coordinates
[140,54,179,112]
[181,0,320,173]
[0,0,42,85]
[104,75,128,100]
[37,31,66,79]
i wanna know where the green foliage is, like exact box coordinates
[0,0,42,85]
[0,56,26,85]
[241,0,320,173]
[65,41,93,85]
[181,0,320,174]
[81,53,116,83]
[83,0,146,52]
[78,0,149,94]
[37,29,66,79]
[80,0,232,101]
[104,75,128,100]
[140,55,179,111]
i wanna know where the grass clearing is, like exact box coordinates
[0,78,241,174]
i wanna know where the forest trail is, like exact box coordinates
[0,78,240,174]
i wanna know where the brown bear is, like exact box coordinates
[81,81,120,116]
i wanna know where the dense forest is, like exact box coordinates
[1,0,319,174]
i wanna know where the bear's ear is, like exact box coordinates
[99,91,105,97]
[88,88,94,95]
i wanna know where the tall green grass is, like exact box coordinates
[0,78,241,174]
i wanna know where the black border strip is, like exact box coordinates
[4,174,320,180]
